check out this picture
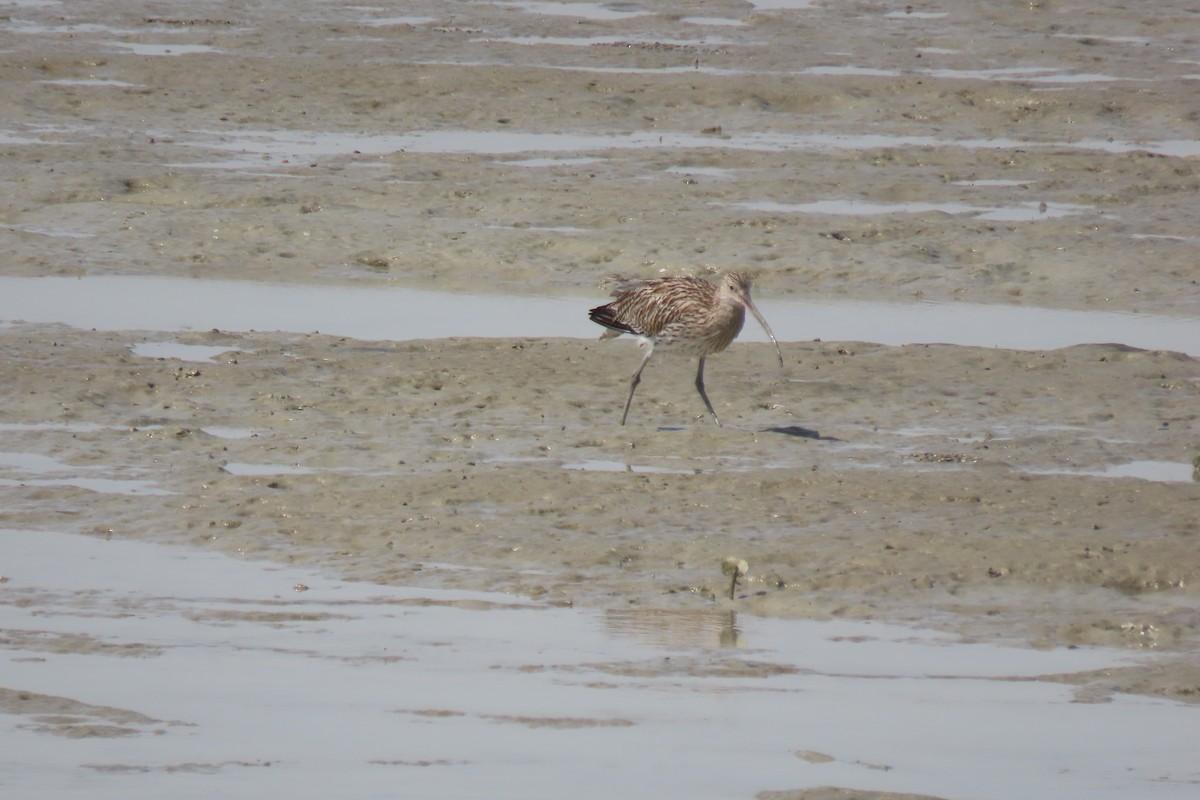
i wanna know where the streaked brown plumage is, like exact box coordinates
[588,272,783,426]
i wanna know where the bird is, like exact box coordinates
[588,272,783,426]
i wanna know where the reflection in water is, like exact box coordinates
[604,608,741,649]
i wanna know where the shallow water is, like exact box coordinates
[2,275,1197,355]
[3,528,1197,800]
[497,1,652,21]
[98,41,219,56]
[732,199,1099,222]
[130,342,242,362]
[1028,460,1197,485]
[0,450,175,496]
[149,127,1200,164]
[480,34,739,47]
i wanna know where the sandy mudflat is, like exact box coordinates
[2,0,1200,788]
[3,1,1199,313]
[3,324,1198,701]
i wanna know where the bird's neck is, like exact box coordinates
[708,301,746,350]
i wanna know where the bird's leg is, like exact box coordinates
[695,356,721,427]
[621,344,655,425]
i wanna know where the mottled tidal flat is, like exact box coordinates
[2,1,1199,798]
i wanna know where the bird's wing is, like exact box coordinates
[603,276,652,298]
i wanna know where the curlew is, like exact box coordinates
[588,272,783,426]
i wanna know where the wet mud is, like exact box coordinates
[3,325,1198,664]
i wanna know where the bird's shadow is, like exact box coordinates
[762,425,837,441]
[654,424,837,441]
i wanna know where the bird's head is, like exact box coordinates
[723,272,783,369]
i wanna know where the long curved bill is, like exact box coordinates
[744,298,784,368]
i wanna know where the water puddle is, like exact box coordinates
[5,21,158,36]
[479,34,737,47]
[730,199,1098,222]
[219,462,321,477]
[99,41,220,56]
[358,15,438,27]
[140,127,1200,166]
[501,155,605,168]
[5,420,147,438]
[1053,33,1152,46]
[560,456,809,474]
[0,451,79,474]
[1027,460,1196,485]
[0,475,172,496]
[561,459,694,474]
[0,451,173,496]
[1,528,1196,799]
[5,19,219,54]
[922,66,1127,84]
[497,1,650,20]
[0,132,43,146]
[2,275,1197,356]
[666,164,738,179]
[131,342,243,362]
[1106,461,1196,482]
[0,422,114,434]
[485,223,589,233]
[406,55,1138,84]
[1130,233,1200,244]
[800,65,901,77]
[950,178,1033,187]
[40,78,142,88]
[200,426,258,440]
[748,0,816,10]
[11,223,97,239]
[885,10,948,18]
[681,17,747,27]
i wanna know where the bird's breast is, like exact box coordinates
[656,305,745,355]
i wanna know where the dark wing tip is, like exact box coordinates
[589,304,640,335]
